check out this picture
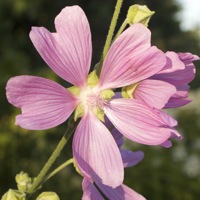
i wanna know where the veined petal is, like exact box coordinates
[165,98,191,108]
[73,112,124,188]
[165,85,191,108]
[120,150,144,168]
[97,182,146,200]
[30,6,92,87]
[6,76,77,130]
[152,52,196,86]
[99,24,166,89]
[104,99,171,145]
[159,51,185,73]
[134,79,176,109]
[82,178,103,200]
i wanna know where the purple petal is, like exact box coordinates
[158,51,185,73]
[153,109,182,147]
[152,51,196,86]
[73,112,124,188]
[111,128,124,147]
[134,79,176,109]
[97,182,146,200]
[6,76,77,130]
[99,24,166,89]
[82,178,104,200]
[178,52,200,63]
[104,98,171,145]
[120,150,144,168]
[165,85,191,108]
[30,6,92,87]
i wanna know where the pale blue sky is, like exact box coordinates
[176,0,200,30]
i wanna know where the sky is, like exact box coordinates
[176,0,200,30]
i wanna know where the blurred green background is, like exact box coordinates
[0,0,200,199]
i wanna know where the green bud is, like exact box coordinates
[15,171,32,192]
[1,189,26,200]
[36,192,60,200]
[127,5,155,26]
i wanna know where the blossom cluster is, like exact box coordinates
[5,5,199,199]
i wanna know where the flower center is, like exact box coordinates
[79,86,105,111]
[67,70,115,122]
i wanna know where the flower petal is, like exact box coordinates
[97,182,146,200]
[120,150,144,168]
[99,24,166,89]
[111,128,124,147]
[82,178,104,200]
[104,99,171,145]
[73,112,124,188]
[152,52,196,86]
[30,6,92,87]
[134,79,176,109]
[6,76,77,130]
[165,85,191,108]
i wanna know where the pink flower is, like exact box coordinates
[82,175,145,200]
[153,52,199,108]
[82,178,145,200]
[130,51,199,109]
[80,130,145,200]
[6,6,175,187]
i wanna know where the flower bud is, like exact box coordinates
[127,5,155,26]
[15,171,32,192]
[1,189,26,200]
[36,192,60,200]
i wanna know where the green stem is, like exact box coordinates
[43,158,74,182]
[27,118,77,194]
[114,19,128,40]
[98,0,123,74]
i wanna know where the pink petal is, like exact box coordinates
[152,52,196,86]
[6,76,77,130]
[134,79,176,109]
[159,51,185,73]
[178,52,200,63]
[73,112,124,188]
[154,109,182,147]
[104,99,171,145]
[30,6,92,87]
[99,24,166,89]
[165,85,191,108]
[97,182,146,200]
[82,178,104,200]
[153,109,177,127]
[120,150,144,168]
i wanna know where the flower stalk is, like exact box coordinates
[27,118,77,194]
[43,158,74,183]
[98,0,123,74]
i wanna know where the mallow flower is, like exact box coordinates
[6,6,178,187]
[79,126,145,200]
[123,51,199,110]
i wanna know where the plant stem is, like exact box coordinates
[97,0,123,74]
[114,19,128,40]
[27,118,77,194]
[43,158,74,182]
